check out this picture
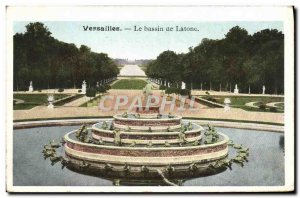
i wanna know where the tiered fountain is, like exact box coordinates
[62,106,230,180]
[43,83,249,185]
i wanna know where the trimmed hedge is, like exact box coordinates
[53,94,84,106]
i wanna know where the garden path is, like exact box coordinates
[63,96,90,107]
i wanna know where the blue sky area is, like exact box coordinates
[14,21,283,60]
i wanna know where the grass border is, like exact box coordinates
[13,116,283,126]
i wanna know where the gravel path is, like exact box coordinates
[63,96,90,107]
[119,65,146,76]
[13,90,284,124]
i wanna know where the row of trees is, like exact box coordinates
[14,22,119,91]
[146,26,284,94]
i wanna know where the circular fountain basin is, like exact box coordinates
[64,130,229,174]
[13,124,285,186]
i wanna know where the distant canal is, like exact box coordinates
[119,65,146,76]
[13,125,284,186]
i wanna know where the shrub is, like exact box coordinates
[269,107,278,112]
[78,89,82,93]
[165,87,173,95]
[166,87,181,95]
[86,88,96,98]
[53,94,83,106]
[58,88,64,92]
[159,85,166,90]
[206,97,217,103]
[205,91,210,95]
[180,89,191,96]
[104,84,111,91]
[38,89,42,92]
[259,104,267,110]
[97,85,107,94]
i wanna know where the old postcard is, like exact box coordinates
[6,6,294,192]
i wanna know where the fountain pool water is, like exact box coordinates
[13,124,284,186]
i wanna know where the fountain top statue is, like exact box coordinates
[143,80,153,97]
[139,80,159,115]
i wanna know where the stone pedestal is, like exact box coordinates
[47,95,54,109]
[234,84,239,94]
[47,103,54,109]
[224,98,231,112]
[234,89,239,94]
[29,86,33,92]
[28,81,33,92]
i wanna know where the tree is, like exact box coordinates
[13,22,119,91]
[145,26,284,94]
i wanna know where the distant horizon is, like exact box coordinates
[14,21,283,60]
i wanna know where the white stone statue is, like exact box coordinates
[224,98,231,112]
[82,80,87,94]
[143,81,153,96]
[28,81,33,92]
[262,85,265,95]
[234,84,239,94]
[181,82,186,90]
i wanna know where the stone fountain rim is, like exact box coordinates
[92,122,204,135]
[13,118,284,132]
[64,130,229,151]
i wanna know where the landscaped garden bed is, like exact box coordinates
[200,95,284,112]
[80,94,102,107]
[111,79,147,89]
[13,94,69,110]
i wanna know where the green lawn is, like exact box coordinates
[111,79,147,89]
[275,102,284,111]
[202,95,284,112]
[13,94,69,110]
[139,64,148,72]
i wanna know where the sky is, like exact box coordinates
[14,21,283,60]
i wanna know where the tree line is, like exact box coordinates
[13,22,119,91]
[145,26,284,94]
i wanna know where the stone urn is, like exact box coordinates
[224,98,231,112]
[47,95,54,109]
